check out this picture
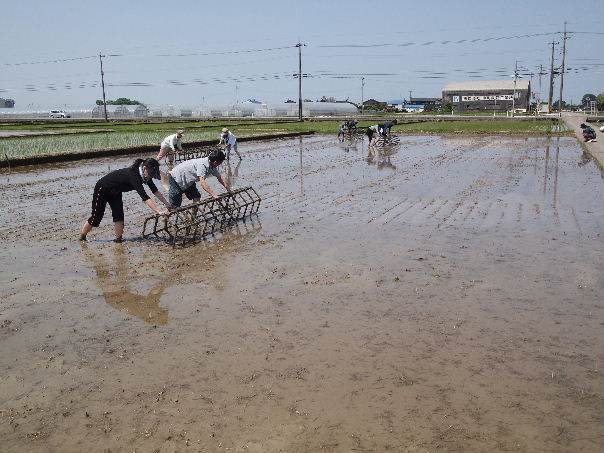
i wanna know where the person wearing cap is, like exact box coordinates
[168,149,231,208]
[580,123,597,142]
[157,130,185,164]
[219,128,241,160]
[79,158,171,243]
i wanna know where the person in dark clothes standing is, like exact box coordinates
[79,158,171,242]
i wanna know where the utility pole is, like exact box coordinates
[361,77,365,115]
[548,38,557,113]
[558,21,568,116]
[408,90,413,103]
[296,42,305,122]
[512,61,518,117]
[99,53,108,122]
[537,64,546,115]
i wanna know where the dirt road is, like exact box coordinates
[0,135,603,452]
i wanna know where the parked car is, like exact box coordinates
[49,110,70,118]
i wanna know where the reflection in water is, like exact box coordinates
[578,150,592,167]
[339,135,361,153]
[81,243,170,325]
[225,158,242,187]
[197,215,263,249]
[543,139,550,196]
[367,143,397,170]
[299,136,304,196]
[553,137,559,208]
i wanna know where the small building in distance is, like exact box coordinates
[442,80,530,112]
[408,97,442,111]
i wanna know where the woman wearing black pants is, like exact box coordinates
[80,158,171,242]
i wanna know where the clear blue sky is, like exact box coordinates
[2,0,602,110]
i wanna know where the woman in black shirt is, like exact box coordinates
[80,158,171,242]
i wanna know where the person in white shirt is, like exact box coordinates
[157,130,185,164]
[167,150,231,207]
[219,128,241,160]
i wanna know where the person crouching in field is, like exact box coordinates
[157,129,185,164]
[580,123,597,142]
[167,150,231,208]
[80,158,171,243]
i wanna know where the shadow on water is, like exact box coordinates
[81,242,170,325]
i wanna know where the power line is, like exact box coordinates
[154,45,296,58]
[3,55,98,67]
[1,46,293,67]
[317,32,556,48]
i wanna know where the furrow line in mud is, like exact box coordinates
[395,198,436,225]
[264,190,335,212]
[407,198,441,224]
[0,170,107,190]
[436,201,465,230]
[379,199,423,225]
[426,198,451,220]
[516,202,523,225]
[367,198,409,224]
[570,207,583,237]
[494,202,508,232]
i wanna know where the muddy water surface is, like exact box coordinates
[0,135,603,452]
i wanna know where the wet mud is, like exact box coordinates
[0,135,603,452]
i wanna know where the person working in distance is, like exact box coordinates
[219,128,241,160]
[168,149,231,208]
[378,119,397,138]
[157,129,185,164]
[366,124,381,146]
[580,123,597,142]
[80,158,171,243]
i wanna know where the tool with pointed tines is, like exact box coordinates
[142,187,261,246]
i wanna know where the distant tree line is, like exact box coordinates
[581,93,604,110]
[96,97,145,106]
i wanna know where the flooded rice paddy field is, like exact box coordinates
[0,135,603,453]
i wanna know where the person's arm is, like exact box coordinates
[198,176,220,199]
[153,190,172,209]
[216,173,231,192]
[145,198,168,215]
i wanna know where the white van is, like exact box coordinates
[49,110,70,118]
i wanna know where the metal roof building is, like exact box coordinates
[442,80,531,112]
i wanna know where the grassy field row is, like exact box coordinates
[0,120,570,159]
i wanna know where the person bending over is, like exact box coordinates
[366,124,380,145]
[219,128,241,160]
[157,130,185,164]
[80,158,171,242]
[168,150,231,208]
[378,119,397,138]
